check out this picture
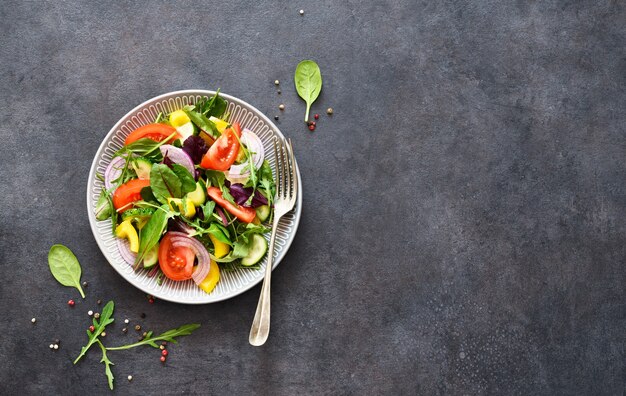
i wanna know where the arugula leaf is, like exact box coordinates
[294,60,323,122]
[219,261,261,271]
[205,170,226,189]
[183,109,220,139]
[258,160,276,206]
[150,164,182,203]
[171,164,196,194]
[96,340,115,390]
[48,245,85,298]
[74,301,115,364]
[117,133,177,162]
[134,206,170,269]
[194,89,227,118]
[106,324,201,351]
[220,185,236,205]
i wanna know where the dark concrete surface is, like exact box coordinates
[0,1,624,395]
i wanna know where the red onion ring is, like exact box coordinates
[104,156,126,190]
[226,129,265,184]
[159,145,195,175]
[215,206,228,226]
[166,231,211,285]
[116,238,136,266]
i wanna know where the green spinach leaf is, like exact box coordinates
[95,190,112,221]
[294,60,322,122]
[150,164,182,203]
[171,164,196,194]
[48,245,85,298]
[183,109,220,139]
[134,206,170,269]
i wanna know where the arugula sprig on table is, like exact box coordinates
[74,300,115,364]
[106,324,201,351]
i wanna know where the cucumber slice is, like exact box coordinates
[186,181,207,206]
[176,121,196,141]
[255,205,270,222]
[241,234,268,266]
[143,244,159,269]
[132,157,152,179]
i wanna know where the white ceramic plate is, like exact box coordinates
[87,90,302,304]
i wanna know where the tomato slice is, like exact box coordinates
[112,179,151,212]
[124,123,181,146]
[206,186,256,223]
[200,123,242,170]
[158,232,195,281]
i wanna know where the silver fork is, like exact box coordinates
[249,137,298,346]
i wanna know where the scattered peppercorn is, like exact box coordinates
[140,313,146,319]
[160,356,166,363]
[88,310,93,316]
[31,318,36,324]
[122,328,128,333]
[97,299,101,305]
[89,325,95,333]
[161,342,167,346]
[311,121,316,126]
[274,116,279,120]
[143,332,148,337]
[124,319,130,324]
[314,114,320,120]
[279,104,285,110]
[138,336,144,341]
[127,375,133,381]
[82,281,88,287]
[94,312,100,319]
[299,9,304,15]
[274,80,280,85]
[161,349,168,357]
[148,298,155,304]
[54,339,60,344]
[68,299,75,307]
[159,345,165,350]
[327,107,334,115]
[101,332,106,337]
[308,124,315,131]
[49,344,54,349]
[135,325,141,331]
[53,344,59,350]
[277,89,282,94]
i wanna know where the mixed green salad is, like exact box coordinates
[94,91,275,294]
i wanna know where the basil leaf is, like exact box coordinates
[294,60,322,122]
[150,164,182,203]
[134,207,169,269]
[171,164,196,194]
[48,245,85,298]
[183,109,220,139]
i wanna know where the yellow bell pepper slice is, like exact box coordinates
[115,220,139,253]
[209,234,230,258]
[169,110,191,128]
[209,116,229,133]
[198,259,220,294]
[167,198,196,218]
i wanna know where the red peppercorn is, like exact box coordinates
[148,298,155,304]
[160,356,166,362]
[314,114,319,120]
[308,124,315,131]
[162,349,168,357]
[311,121,316,126]
[68,299,75,307]
[89,325,95,332]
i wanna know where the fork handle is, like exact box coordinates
[248,216,279,346]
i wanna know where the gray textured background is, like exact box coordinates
[0,1,624,395]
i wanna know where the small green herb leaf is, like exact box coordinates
[150,164,182,203]
[48,245,85,298]
[294,60,322,122]
[106,324,201,351]
[183,109,220,139]
[95,190,113,221]
[96,340,115,390]
[74,300,115,364]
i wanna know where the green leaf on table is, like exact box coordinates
[74,300,115,364]
[294,60,322,122]
[106,324,201,351]
[48,244,85,298]
[96,339,115,390]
